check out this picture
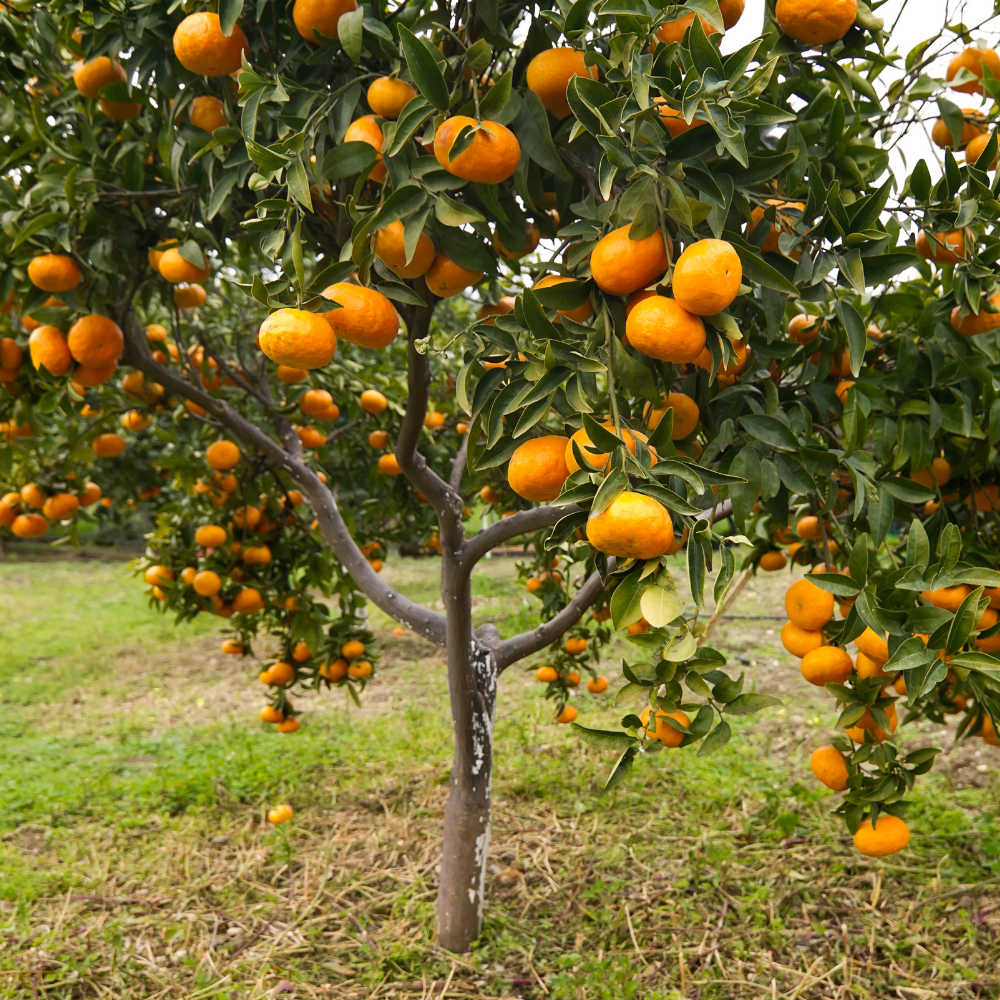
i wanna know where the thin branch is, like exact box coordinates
[450,432,469,492]
[462,504,580,566]
[116,307,448,645]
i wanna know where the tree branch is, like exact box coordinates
[115,307,448,645]
[450,431,469,492]
[462,504,580,566]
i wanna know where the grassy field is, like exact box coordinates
[1,546,999,999]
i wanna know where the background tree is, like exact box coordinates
[5,0,1000,953]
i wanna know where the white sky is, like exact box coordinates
[721,0,1000,181]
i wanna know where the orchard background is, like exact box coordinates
[3,0,1000,992]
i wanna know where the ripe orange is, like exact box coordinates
[233,587,265,614]
[800,645,853,686]
[367,76,417,118]
[587,675,609,693]
[788,314,821,343]
[556,704,578,724]
[749,200,805,255]
[856,651,891,683]
[525,48,597,119]
[853,814,909,856]
[195,524,227,547]
[671,240,741,316]
[953,297,1000,334]
[42,493,79,521]
[360,388,387,413]
[966,132,998,168]
[626,295,706,363]
[367,429,389,449]
[143,564,175,587]
[158,248,211,283]
[655,11,718,46]
[243,544,273,566]
[564,423,648,474]
[92,433,126,457]
[293,0,358,42]
[174,284,207,308]
[775,0,857,45]
[424,254,484,297]
[947,46,1000,95]
[78,482,102,506]
[979,715,1000,746]
[425,411,446,430]
[478,297,516,324]
[321,658,349,681]
[173,13,249,76]
[296,425,327,448]
[99,98,141,121]
[191,570,220,596]
[719,0,745,28]
[299,389,333,417]
[20,483,46,508]
[932,108,982,147]
[146,324,168,343]
[349,660,373,678]
[536,665,558,682]
[533,275,594,323]
[845,702,897,744]
[344,115,387,182]
[507,435,570,501]
[434,117,520,184]
[590,226,671,297]
[759,551,787,572]
[639,707,689,747]
[260,705,284,723]
[494,221,540,260]
[189,95,228,132]
[28,326,73,376]
[915,229,965,264]
[277,718,301,733]
[810,745,849,791]
[378,453,401,475]
[320,283,398,349]
[0,336,22,371]
[206,439,240,470]
[921,585,971,612]
[28,254,82,292]
[67,314,123,368]
[12,513,49,538]
[259,308,337,369]
[291,641,311,662]
[587,492,674,560]
[565,636,587,655]
[855,626,889,665]
[785,578,835,630]
[795,515,822,539]
[374,220,435,278]
[222,639,245,655]
[122,410,150,431]
[73,55,127,98]
[148,240,178,272]
[342,639,365,659]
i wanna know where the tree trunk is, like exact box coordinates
[435,549,499,951]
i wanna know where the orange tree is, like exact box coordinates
[6,0,1000,951]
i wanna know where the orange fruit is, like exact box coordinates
[173,284,207,309]
[259,308,337,369]
[78,482,102,506]
[205,439,240,470]
[143,564,175,587]
[587,492,674,560]
[42,493,79,521]
[92,433,126,457]
[533,275,594,323]
[626,295,706,363]
[796,515,823,539]
[378,453,401,475]
[264,661,295,686]
[195,524,227,547]
[341,639,365,659]
[12,513,49,538]
[800,645,853,686]
[719,0,745,29]
[233,587,265,614]
[0,336,23,371]
[536,665,558,682]
[587,675,609,693]
[775,0,858,45]
[947,46,1000,95]
[966,132,998,168]
[507,435,570,501]
[28,326,73,376]
[300,389,334,417]
[434,117,521,184]
[921,585,971,612]
[67,314,123,368]
[189,95,227,132]
[494,221,540,260]
[979,714,1000,746]
[565,636,588,654]
[912,456,951,489]
[655,11,718,46]
[20,483,46,508]
[121,409,150,431]
[672,239,741,316]
[158,248,211,283]
[759,551,787,572]
[845,702,898,744]
[425,411,446,430]
[367,75,417,118]
[374,220,435,278]
[810,745,848,791]
[360,388,387,413]
[590,225,671,297]
[274,365,306,384]
[931,108,983,147]
[296,425,327,449]
[349,660,373,678]
[321,658,349,681]
[425,254,484,297]
[855,626,889,665]
[293,0,358,42]
[191,570,221,596]
[277,718,301,733]
[644,393,699,440]
[99,98,141,121]
[148,240,178,272]
[749,200,805,255]
[260,705,284,723]
[564,423,648,474]
[788,314,821,343]
[525,47,597,119]
[28,254,82,292]
[639,707,689,747]
[915,229,965,265]
[785,578,835,630]
[556,704,578,724]
[243,544,273,566]
[291,641,311,662]
[146,323,168,343]
[478,297,516,324]
[320,283,398,349]
[656,101,707,138]
[853,814,909,857]
[73,56,127,98]
[173,12,249,76]
[368,429,389,449]
[345,115,387,182]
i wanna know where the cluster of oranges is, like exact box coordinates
[535,664,609,725]
[148,241,211,309]
[0,479,102,538]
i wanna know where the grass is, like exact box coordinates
[1,549,999,999]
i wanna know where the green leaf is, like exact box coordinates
[385,97,433,157]
[639,584,684,627]
[946,587,984,656]
[737,414,799,451]
[610,568,645,629]
[435,195,485,226]
[808,573,862,597]
[398,26,449,112]
[219,0,244,37]
[286,157,313,211]
[11,211,64,250]
[513,90,571,180]
[725,233,798,295]
[377,279,427,306]
[592,468,628,517]
[725,693,782,717]
[697,719,732,757]
[835,299,866,378]
[322,140,378,181]
[479,71,512,120]
[611,337,658,403]
[606,745,638,789]
[571,724,637,751]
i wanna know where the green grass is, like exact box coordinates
[1,554,999,999]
